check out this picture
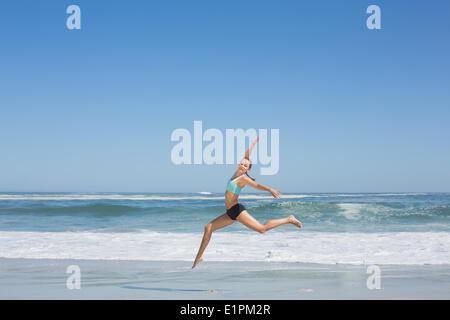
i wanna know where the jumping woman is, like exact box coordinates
[192,137,302,269]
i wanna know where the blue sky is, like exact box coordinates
[1,0,449,193]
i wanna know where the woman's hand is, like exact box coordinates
[251,137,260,145]
[270,188,281,199]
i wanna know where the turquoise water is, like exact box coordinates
[0,192,449,233]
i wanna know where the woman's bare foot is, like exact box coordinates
[192,256,203,269]
[288,215,302,228]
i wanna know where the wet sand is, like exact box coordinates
[1,258,449,299]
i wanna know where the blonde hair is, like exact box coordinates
[244,157,255,181]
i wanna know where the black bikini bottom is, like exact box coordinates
[226,203,246,220]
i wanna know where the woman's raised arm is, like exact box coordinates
[245,137,259,159]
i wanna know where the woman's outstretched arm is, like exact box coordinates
[243,177,281,199]
[245,137,259,159]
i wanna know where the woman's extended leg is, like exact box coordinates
[237,210,302,233]
[192,213,235,269]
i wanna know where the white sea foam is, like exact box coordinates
[337,203,366,220]
[336,203,389,220]
[0,231,448,265]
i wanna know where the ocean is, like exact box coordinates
[1,192,449,265]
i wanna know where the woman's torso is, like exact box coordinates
[225,174,246,209]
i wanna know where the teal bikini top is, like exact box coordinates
[226,174,246,195]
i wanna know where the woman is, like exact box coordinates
[192,137,302,269]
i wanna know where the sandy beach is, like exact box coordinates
[1,258,449,300]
